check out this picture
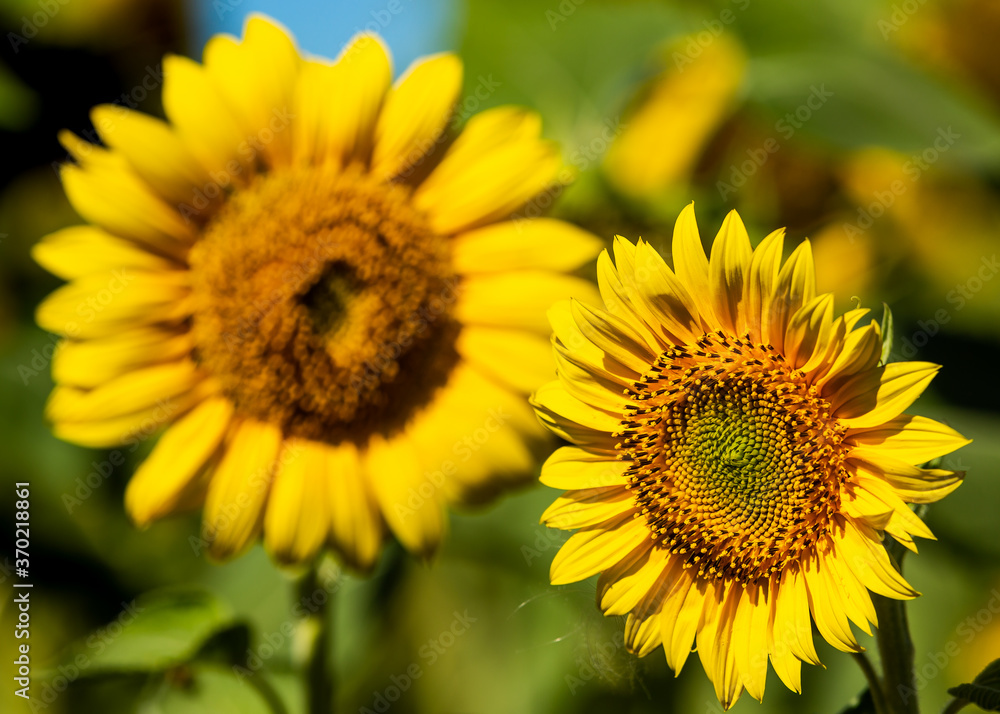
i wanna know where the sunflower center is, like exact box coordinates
[619,332,849,585]
[188,165,459,443]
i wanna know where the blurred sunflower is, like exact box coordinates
[33,16,601,567]
[531,205,969,708]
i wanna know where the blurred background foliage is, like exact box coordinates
[1,0,999,712]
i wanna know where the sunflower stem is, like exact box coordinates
[872,530,921,714]
[852,651,890,714]
[297,561,334,714]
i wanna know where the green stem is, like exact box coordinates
[873,527,924,714]
[297,562,333,714]
[852,651,890,714]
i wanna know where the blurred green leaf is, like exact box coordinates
[136,664,276,714]
[948,658,1000,712]
[0,60,37,131]
[57,588,243,676]
[745,49,1000,170]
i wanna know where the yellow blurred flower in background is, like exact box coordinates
[33,15,601,568]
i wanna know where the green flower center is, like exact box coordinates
[619,332,849,585]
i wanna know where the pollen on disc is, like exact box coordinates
[617,331,850,585]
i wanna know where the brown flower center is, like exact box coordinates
[188,165,459,443]
[618,332,849,585]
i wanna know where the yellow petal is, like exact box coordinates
[264,438,330,564]
[202,419,282,559]
[616,239,701,345]
[839,519,918,599]
[456,326,554,393]
[849,451,964,503]
[747,228,784,345]
[36,270,190,338]
[698,581,743,710]
[803,551,862,653]
[365,432,445,558]
[32,225,177,280]
[570,299,658,371]
[162,54,253,179]
[603,34,744,196]
[660,569,701,674]
[834,362,940,428]
[52,388,205,448]
[598,545,667,616]
[767,240,816,353]
[772,566,820,666]
[625,610,664,658]
[90,105,212,208]
[60,160,194,251]
[452,218,602,275]
[783,293,834,371]
[293,34,391,166]
[549,512,647,584]
[541,486,634,530]
[53,328,192,388]
[817,321,883,388]
[671,203,714,330]
[203,15,300,168]
[125,397,233,526]
[46,360,203,423]
[326,441,383,571]
[709,210,752,335]
[371,53,462,180]
[733,585,770,702]
[846,415,970,465]
[539,447,628,490]
[414,107,561,234]
[456,271,600,334]
[531,381,619,450]
[549,300,642,385]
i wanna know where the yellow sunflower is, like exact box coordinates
[33,16,602,568]
[531,204,969,708]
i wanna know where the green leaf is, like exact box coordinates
[137,664,276,714]
[745,49,1000,171]
[55,588,243,677]
[879,302,894,366]
[948,658,1000,711]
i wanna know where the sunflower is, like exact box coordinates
[33,16,601,568]
[530,205,969,707]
